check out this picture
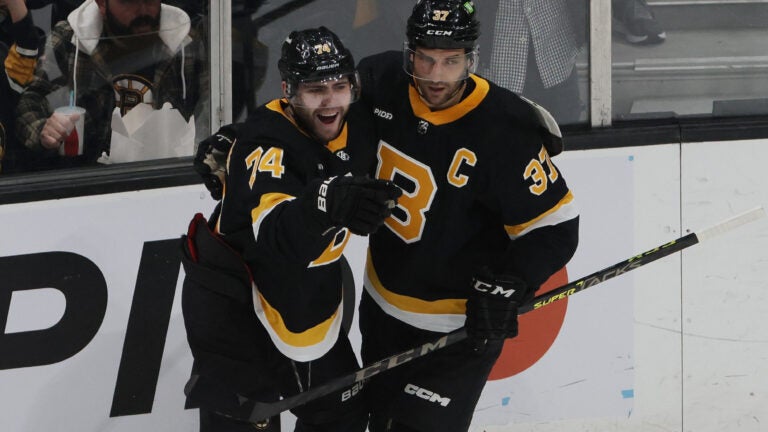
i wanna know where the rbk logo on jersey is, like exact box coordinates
[374,107,393,120]
[404,384,451,407]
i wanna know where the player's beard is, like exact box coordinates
[290,104,349,144]
[414,78,466,110]
[104,4,161,50]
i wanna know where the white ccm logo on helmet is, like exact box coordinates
[426,30,453,36]
[473,280,516,298]
[404,383,451,407]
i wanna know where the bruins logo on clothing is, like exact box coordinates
[113,74,154,115]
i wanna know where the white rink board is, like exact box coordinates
[485,140,768,432]
[0,187,213,432]
[470,154,635,427]
[1,140,767,432]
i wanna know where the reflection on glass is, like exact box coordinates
[237,0,410,119]
[14,0,209,171]
[612,0,768,120]
[477,0,589,125]
[234,0,589,126]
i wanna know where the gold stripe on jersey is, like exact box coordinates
[266,99,305,135]
[252,283,343,361]
[408,74,490,125]
[504,190,578,240]
[364,251,467,332]
[250,192,295,241]
[309,228,351,267]
[266,98,290,117]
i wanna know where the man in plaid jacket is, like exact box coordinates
[477,0,586,125]
[15,0,207,170]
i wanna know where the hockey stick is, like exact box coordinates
[186,206,765,422]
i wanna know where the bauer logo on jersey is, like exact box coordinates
[374,107,393,120]
[113,74,154,116]
[404,384,451,407]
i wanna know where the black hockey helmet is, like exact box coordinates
[406,0,480,50]
[278,26,359,100]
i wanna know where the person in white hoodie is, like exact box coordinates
[15,0,206,170]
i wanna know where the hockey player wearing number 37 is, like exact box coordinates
[180,27,401,431]
[356,1,580,431]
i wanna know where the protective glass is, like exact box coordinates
[22,9,210,165]
[403,43,479,82]
[288,73,361,109]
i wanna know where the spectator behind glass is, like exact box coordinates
[613,0,665,45]
[1,0,39,173]
[15,0,207,171]
[478,0,588,125]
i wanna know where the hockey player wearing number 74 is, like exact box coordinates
[180,27,401,431]
[356,1,580,431]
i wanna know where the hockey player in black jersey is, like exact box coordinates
[181,27,401,432]
[356,1,580,431]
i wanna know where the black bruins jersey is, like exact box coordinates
[216,99,376,361]
[358,51,580,333]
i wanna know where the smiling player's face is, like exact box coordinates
[288,77,353,142]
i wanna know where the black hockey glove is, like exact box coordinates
[194,124,238,201]
[465,268,531,353]
[302,176,402,236]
